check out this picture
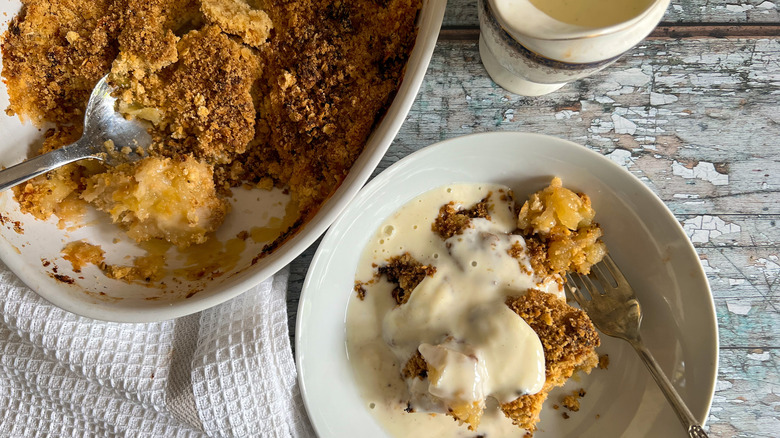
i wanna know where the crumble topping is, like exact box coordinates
[377,253,436,305]
[402,350,429,380]
[3,0,422,253]
[502,290,600,432]
[431,196,492,239]
[201,0,273,47]
[561,388,587,412]
[1,0,119,124]
[114,24,261,164]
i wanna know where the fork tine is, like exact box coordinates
[578,270,602,298]
[602,254,629,287]
[590,262,611,288]
[564,273,587,304]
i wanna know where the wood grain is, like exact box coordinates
[288,36,780,437]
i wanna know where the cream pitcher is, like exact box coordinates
[479,0,670,96]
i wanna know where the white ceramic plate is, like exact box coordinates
[0,0,446,322]
[296,132,718,437]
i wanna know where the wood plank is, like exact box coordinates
[676,216,778,248]
[652,24,780,38]
[442,0,780,28]
[713,297,779,348]
[699,246,779,303]
[709,348,780,437]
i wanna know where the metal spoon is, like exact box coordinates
[0,75,152,192]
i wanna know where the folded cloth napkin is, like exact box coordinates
[0,261,314,437]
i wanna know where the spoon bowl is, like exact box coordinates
[0,75,152,191]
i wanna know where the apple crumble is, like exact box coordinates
[2,0,422,251]
[347,179,606,436]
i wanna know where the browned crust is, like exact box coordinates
[561,388,586,412]
[354,281,368,301]
[431,196,491,239]
[402,350,429,380]
[501,289,600,433]
[2,0,423,252]
[377,253,436,305]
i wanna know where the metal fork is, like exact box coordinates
[564,254,708,438]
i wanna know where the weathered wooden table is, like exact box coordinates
[289,1,780,436]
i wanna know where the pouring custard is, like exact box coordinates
[346,178,608,436]
[528,0,655,28]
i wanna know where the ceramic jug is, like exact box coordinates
[479,0,671,96]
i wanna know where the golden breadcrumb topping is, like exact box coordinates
[114,24,262,164]
[561,388,587,412]
[431,196,491,239]
[502,289,600,433]
[1,0,120,125]
[113,0,199,74]
[226,0,422,215]
[201,0,272,47]
[377,252,436,305]
[3,0,422,252]
[401,350,429,380]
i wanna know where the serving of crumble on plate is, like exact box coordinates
[296,132,717,438]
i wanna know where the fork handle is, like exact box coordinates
[630,338,709,438]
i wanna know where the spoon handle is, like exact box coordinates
[0,139,95,192]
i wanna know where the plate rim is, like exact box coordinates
[295,131,719,437]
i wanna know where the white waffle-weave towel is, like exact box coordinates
[0,261,314,437]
